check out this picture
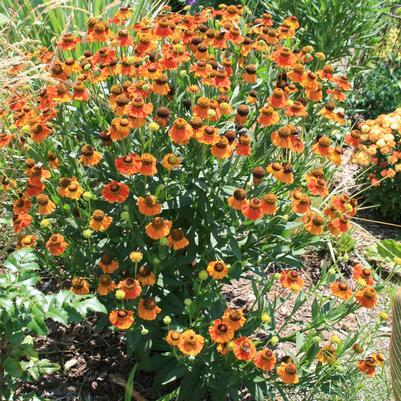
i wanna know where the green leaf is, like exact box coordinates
[124,364,137,401]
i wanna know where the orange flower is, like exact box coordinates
[102,181,129,203]
[162,153,181,170]
[30,123,52,143]
[17,235,37,249]
[277,362,299,384]
[137,195,162,216]
[312,136,332,157]
[72,82,89,101]
[71,277,90,295]
[58,33,81,50]
[115,154,141,175]
[139,153,157,176]
[128,96,153,119]
[353,263,375,286]
[254,349,276,371]
[261,193,277,215]
[241,198,264,220]
[233,337,256,361]
[236,134,251,156]
[355,287,378,309]
[98,254,119,273]
[307,177,329,197]
[304,212,324,235]
[277,163,294,184]
[192,97,210,119]
[288,64,305,83]
[168,118,193,145]
[285,101,308,118]
[46,233,68,256]
[209,319,235,343]
[117,278,142,300]
[13,198,32,214]
[222,308,246,331]
[228,189,247,210]
[235,105,250,126]
[138,297,161,321]
[211,137,233,159]
[168,228,189,250]
[196,125,219,145]
[358,356,377,377]
[80,145,102,166]
[109,309,134,330]
[291,192,311,214]
[330,282,353,300]
[137,265,156,286]
[333,75,351,91]
[89,210,113,231]
[178,329,204,356]
[109,118,132,141]
[207,260,229,280]
[145,217,172,240]
[153,73,170,96]
[97,274,115,295]
[166,330,181,347]
[36,194,56,215]
[280,270,304,291]
[155,106,171,127]
[252,166,266,184]
[12,212,32,233]
[243,64,257,83]
[61,178,84,200]
[0,133,13,148]
[258,106,280,127]
[271,47,297,68]
[316,344,337,365]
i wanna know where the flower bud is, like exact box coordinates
[83,229,93,238]
[261,313,271,323]
[115,289,126,300]
[330,335,341,345]
[129,251,143,263]
[198,270,208,281]
[207,109,216,119]
[379,311,389,321]
[83,191,93,201]
[328,268,336,275]
[184,298,192,306]
[270,336,279,346]
[120,211,130,222]
[179,70,187,78]
[148,121,160,131]
[163,316,172,325]
[312,336,321,344]
[353,343,364,354]
[273,272,281,280]
[394,257,401,265]
[141,328,149,335]
[40,219,52,229]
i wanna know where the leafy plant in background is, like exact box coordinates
[262,0,390,65]
[0,249,106,401]
[0,2,392,400]
[349,60,401,119]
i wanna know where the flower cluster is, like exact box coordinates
[348,108,401,218]
[0,3,386,398]
[350,108,401,182]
